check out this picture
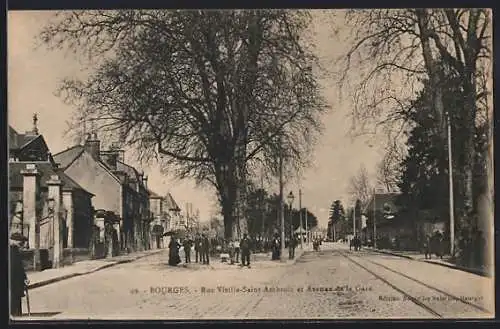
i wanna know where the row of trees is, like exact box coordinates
[244,183,318,239]
[327,199,364,240]
[336,9,492,264]
[40,10,327,240]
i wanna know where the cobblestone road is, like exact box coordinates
[18,244,494,320]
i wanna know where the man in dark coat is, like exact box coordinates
[240,233,251,267]
[194,233,202,263]
[289,234,297,259]
[10,233,28,317]
[183,237,192,263]
[201,234,210,265]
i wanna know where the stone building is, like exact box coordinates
[53,133,151,254]
[9,120,94,269]
[164,193,182,231]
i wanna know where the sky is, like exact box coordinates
[8,10,385,228]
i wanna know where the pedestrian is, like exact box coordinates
[233,238,240,263]
[201,233,210,265]
[194,233,202,263]
[271,233,280,260]
[183,237,192,263]
[289,234,297,259]
[10,232,28,317]
[424,234,432,259]
[168,234,181,266]
[240,233,251,267]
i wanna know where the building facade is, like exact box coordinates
[9,122,94,269]
[53,133,151,254]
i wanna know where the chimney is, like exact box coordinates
[100,143,122,170]
[84,132,101,161]
[142,175,148,190]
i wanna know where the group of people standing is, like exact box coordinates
[270,233,300,260]
[349,235,362,251]
[168,233,211,266]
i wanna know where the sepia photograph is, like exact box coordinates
[7,8,494,321]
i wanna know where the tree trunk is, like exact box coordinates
[416,9,446,137]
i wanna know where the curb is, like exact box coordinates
[369,248,491,277]
[422,259,491,277]
[369,248,415,260]
[28,250,164,290]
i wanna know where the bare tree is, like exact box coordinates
[376,142,405,193]
[332,9,492,217]
[347,164,372,208]
[39,10,327,239]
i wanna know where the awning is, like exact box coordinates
[294,227,307,234]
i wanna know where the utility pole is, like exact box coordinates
[261,172,265,241]
[279,137,285,262]
[353,205,356,238]
[299,189,303,249]
[447,113,455,256]
[305,207,309,245]
[373,189,377,249]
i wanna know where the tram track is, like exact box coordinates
[340,250,492,318]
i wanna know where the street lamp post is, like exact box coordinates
[287,191,295,259]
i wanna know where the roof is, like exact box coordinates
[164,193,180,211]
[364,192,401,214]
[52,145,85,170]
[148,189,162,199]
[9,126,41,150]
[9,162,94,195]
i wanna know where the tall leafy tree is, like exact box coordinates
[328,200,345,239]
[39,10,327,239]
[333,9,491,223]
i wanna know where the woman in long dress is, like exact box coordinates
[168,235,181,266]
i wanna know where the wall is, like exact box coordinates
[150,198,162,217]
[64,151,121,215]
[72,189,94,248]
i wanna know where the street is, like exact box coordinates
[20,243,494,320]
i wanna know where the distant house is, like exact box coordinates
[363,192,447,250]
[9,120,94,269]
[53,133,151,253]
[149,190,166,249]
[163,192,182,231]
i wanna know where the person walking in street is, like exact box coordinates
[168,234,181,266]
[289,234,297,259]
[271,233,281,260]
[201,233,210,265]
[233,238,240,263]
[10,232,28,317]
[183,236,192,263]
[194,233,202,263]
[424,234,432,259]
[240,233,251,267]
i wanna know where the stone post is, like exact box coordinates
[62,191,74,248]
[21,163,41,270]
[47,175,63,268]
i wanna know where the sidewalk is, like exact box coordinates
[367,247,492,277]
[27,249,164,290]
